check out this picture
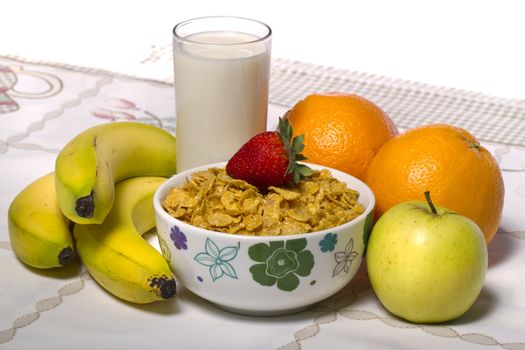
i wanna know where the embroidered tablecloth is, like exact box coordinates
[1,55,525,350]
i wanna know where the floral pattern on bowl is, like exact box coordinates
[248,238,314,292]
[194,238,239,281]
[170,225,188,250]
[153,161,375,316]
[332,238,359,277]
[319,232,338,252]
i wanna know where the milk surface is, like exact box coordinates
[174,31,270,172]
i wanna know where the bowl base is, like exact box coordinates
[211,302,312,317]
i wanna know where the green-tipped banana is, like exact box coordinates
[55,122,177,224]
[74,176,176,304]
[8,173,75,269]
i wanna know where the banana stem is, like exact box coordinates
[75,192,95,218]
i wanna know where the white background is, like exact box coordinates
[1,0,524,100]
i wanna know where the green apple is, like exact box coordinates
[366,192,488,323]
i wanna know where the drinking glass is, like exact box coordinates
[173,16,272,172]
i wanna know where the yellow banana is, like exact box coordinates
[55,122,177,224]
[74,176,176,304]
[8,173,75,269]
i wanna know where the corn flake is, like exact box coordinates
[162,168,365,236]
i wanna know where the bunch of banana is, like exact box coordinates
[74,176,176,303]
[55,122,177,224]
[8,173,74,269]
[8,122,178,303]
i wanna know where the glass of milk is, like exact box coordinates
[173,16,272,172]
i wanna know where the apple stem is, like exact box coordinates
[424,191,438,214]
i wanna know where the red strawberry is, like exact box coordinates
[226,117,313,190]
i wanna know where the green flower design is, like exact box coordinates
[319,232,338,252]
[158,237,171,263]
[248,238,314,292]
[363,210,374,255]
[363,210,374,246]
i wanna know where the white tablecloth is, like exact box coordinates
[0,55,524,350]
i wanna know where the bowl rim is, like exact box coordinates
[153,161,375,241]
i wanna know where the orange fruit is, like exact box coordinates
[286,93,398,180]
[365,123,504,243]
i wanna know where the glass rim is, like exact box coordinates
[173,16,272,46]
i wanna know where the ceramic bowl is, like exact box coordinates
[153,162,375,316]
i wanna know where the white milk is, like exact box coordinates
[173,31,270,172]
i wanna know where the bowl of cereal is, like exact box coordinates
[153,162,375,316]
